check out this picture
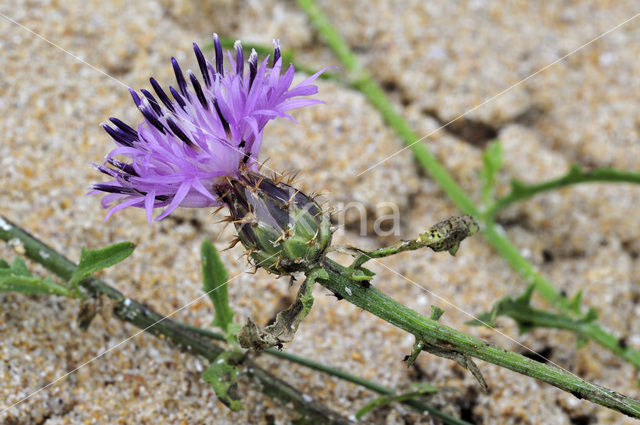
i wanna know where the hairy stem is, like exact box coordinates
[0,216,353,425]
[296,0,640,372]
[317,257,640,418]
[184,323,472,425]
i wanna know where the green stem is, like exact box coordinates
[482,223,640,368]
[487,167,640,218]
[296,0,478,216]
[350,215,478,270]
[317,258,640,418]
[0,216,353,425]
[296,0,640,372]
[245,367,354,425]
[184,323,471,425]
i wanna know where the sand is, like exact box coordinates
[1,0,640,423]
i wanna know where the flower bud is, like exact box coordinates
[220,173,332,275]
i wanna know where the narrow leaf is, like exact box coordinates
[0,276,72,297]
[201,239,234,333]
[69,242,136,288]
[467,284,600,345]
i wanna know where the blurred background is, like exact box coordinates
[2,1,640,423]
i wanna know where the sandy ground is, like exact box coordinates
[2,0,640,424]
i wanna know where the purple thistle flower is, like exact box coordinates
[93,35,326,225]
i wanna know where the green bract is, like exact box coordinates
[221,172,332,275]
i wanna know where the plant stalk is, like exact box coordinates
[316,257,640,418]
[296,0,640,372]
[183,323,472,425]
[0,216,353,425]
[486,167,640,218]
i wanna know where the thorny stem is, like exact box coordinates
[317,257,640,418]
[0,216,353,425]
[185,324,472,425]
[296,0,640,372]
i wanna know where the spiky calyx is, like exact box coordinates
[219,172,332,275]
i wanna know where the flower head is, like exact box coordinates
[221,172,332,275]
[93,35,325,224]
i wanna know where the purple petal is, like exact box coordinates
[156,181,191,220]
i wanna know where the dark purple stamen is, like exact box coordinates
[141,89,163,116]
[139,104,166,134]
[150,78,176,113]
[96,164,117,177]
[213,34,224,77]
[193,43,211,88]
[129,89,143,107]
[93,183,138,195]
[171,57,189,97]
[102,123,135,147]
[273,44,281,67]
[238,140,246,148]
[94,183,170,202]
[108,117,137,137]
[97,164,133,182]
[248,51,257,91]
[166,116,195,148]
[107,158,139,176]
[169,86,187,109]
[213,98,230,136]
[235,41,244,76]
[188,71,209,110]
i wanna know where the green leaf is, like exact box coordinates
[355,383,438,420]
[202,351,243,411]
[430,305,444,321]
[509,179,528,195]
[201,239,234,333]
[0,257,73,297]
[0,276,72,297]
[514,284,535,305]
[351,266,375,281]
[69,242,136,289]
[568,290,583,314]
[480,140,503,204]
[584,307,599,322]
[12,257,32,277]
[467,284,600,345]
